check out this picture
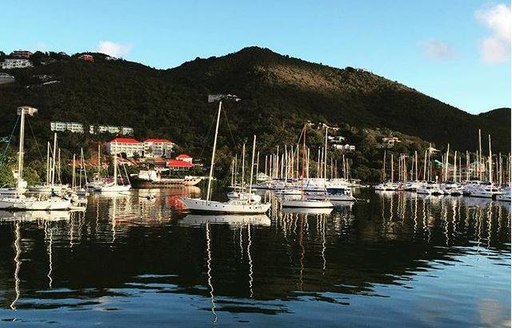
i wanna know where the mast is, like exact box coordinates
[72,154,76,190]
[248,135,256,198]
[206,101,222,202]
[478,129,482,180]
[51,133,57,186]
[324,126,328,186]
[488,134,492,183]
[113,154,118,186]
[46,142,51,185]
[241,143,246,191]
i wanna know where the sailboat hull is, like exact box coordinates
[181,198,271,214]
[0,197,70,210]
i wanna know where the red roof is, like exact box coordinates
[110,137,141,144]
[144,138,172,143]
[166,159,193,168]
[176,154,192,159]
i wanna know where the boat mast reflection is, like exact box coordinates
[10,222,21,310]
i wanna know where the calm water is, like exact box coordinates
[0,188,509,327]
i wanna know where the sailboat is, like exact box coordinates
[95,154,131,192]
[282,123,333,208]
[181,100,271,214]
[0,107,71,210]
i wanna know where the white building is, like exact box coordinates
[107,137,144,157]
[1,59,33,69]
[89,125,134,135]
[50,121,85,133]
[333,144,355,151]
[143,138,175,158]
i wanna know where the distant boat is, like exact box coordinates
[131,169,203,188]
[496,185,511,202]
[281,123,333,209]
[181,99,271,215]
[416,182,443,196]
[95,155,132,193]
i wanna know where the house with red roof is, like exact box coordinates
[143,138,175,158]
[166,154,194,171]
[107,137,144,157]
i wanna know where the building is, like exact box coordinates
[328,136,345,144]
[381,137,401,148]
[166,154,194,171]
[50,121,85,133]
[10,50,32,58]
[106,137,144,157]
[1,58,33,69]
[78,54,94,62]
[89,125,133,136]
[175,154,192,163]
[333,144,356,151]
[143,138,175,158]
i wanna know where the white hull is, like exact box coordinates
[0,196,71,210]
[281,199,334,208]
[95,184,131,193]
[181,197,271,214]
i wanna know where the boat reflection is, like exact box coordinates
[281,207,333,215]
[180,214,271,227]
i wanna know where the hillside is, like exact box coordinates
[0,47,509,182]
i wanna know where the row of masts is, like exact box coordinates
[260,145,351,181]
[380,130,511,185]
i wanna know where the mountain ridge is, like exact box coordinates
[0,47,509,180]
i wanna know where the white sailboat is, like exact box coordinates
[0,107,71,210]
[282,123,333,209]
[95,155,131,193]
[181,99,271,214]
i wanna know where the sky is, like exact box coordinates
[1,0,510,115]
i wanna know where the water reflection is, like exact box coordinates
[0,190,509,327]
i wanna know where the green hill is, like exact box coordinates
[0,47,509,182]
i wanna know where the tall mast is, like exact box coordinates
[488,134,492,183]
[241,143,246,190]
[51,133,58,186]
[206,101,222,202]
[324,126,328,185]
[478,129,482,180]
[248,135,256,198]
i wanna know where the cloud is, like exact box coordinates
[421,39,456,60]
[475,3,511,64]
[96,41,133,58]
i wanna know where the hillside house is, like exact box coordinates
[166,154,194,171]
[10,50,32,58]
[1,58,33,69]
[78,54,94,62]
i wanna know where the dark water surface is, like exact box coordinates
[0,188,509,327]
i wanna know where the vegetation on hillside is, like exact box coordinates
[0,47,509,185]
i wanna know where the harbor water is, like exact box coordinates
[0,188,510,327]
